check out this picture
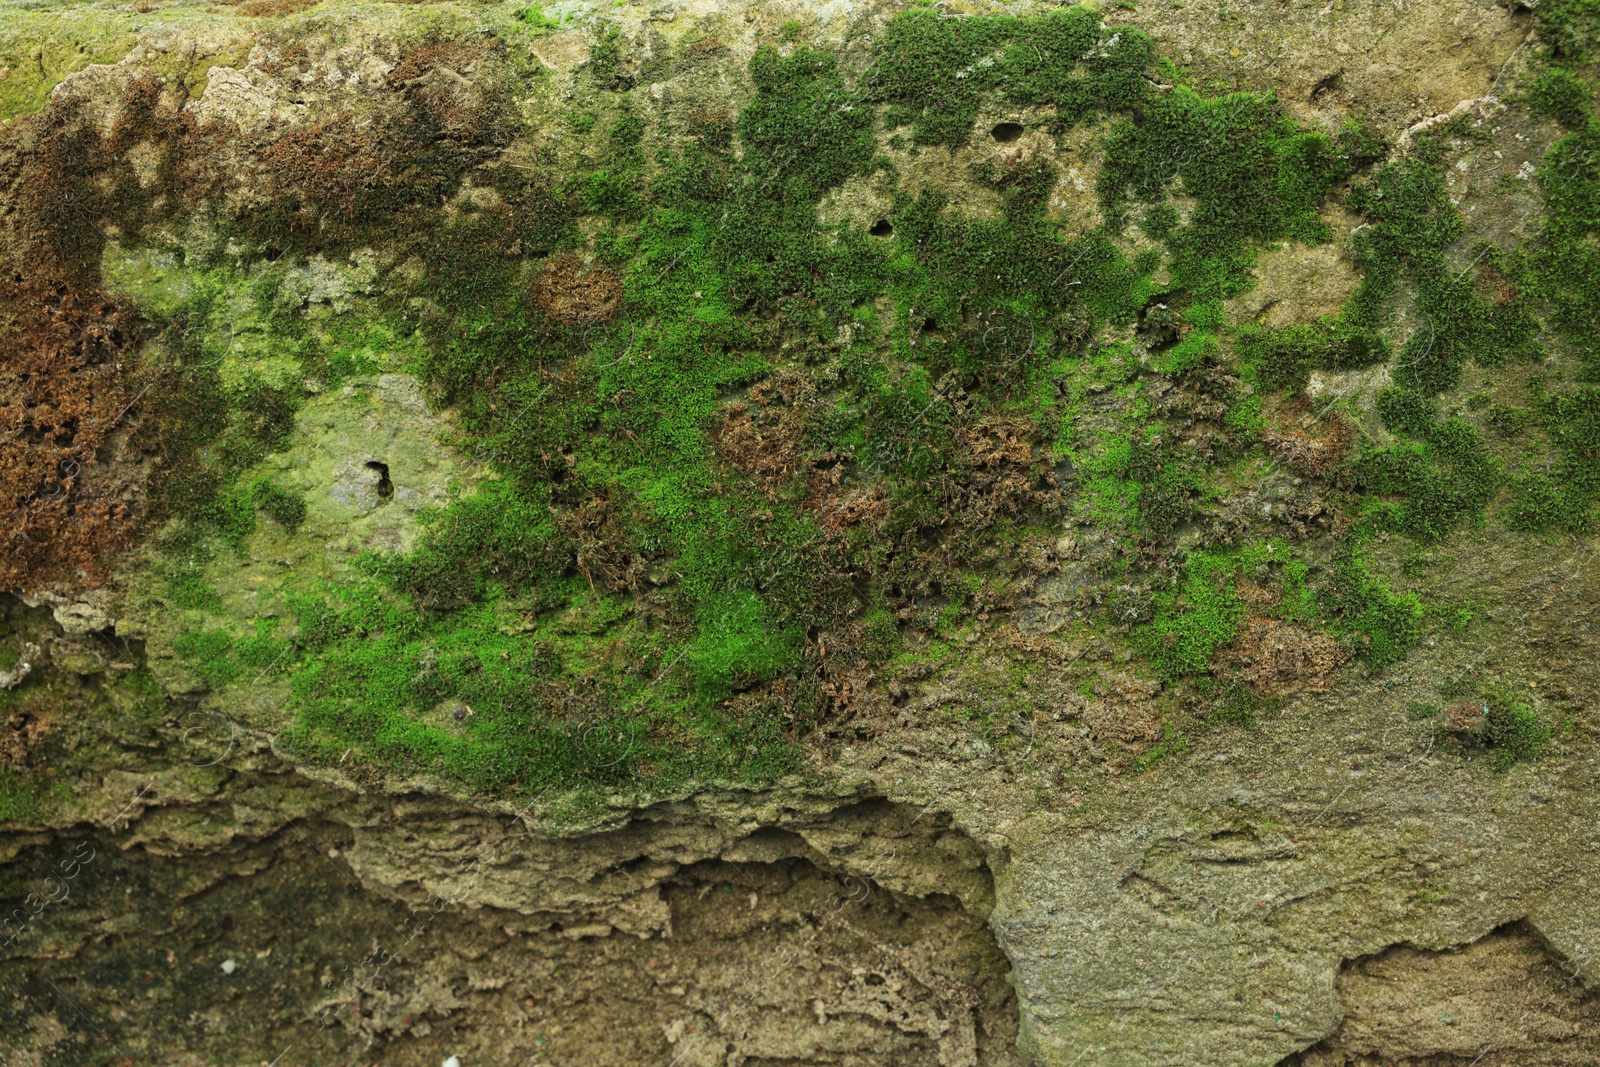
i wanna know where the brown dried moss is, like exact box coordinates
[1080,673,1166,747]
[1264,406,1356,477]
[934,408,1061,533]
[2,76,221,282]
[385,39,495,87]
[255,43,310,77]
[245,38,510,247]
[552,493,649,595]
[1211,615,1351,696]
[0,77,226,594]
[0,690,53,768]
[0,277,146,594]
[804,475,889,536]
[1448,698,1487,732]
[711,377,903,541]
[236,0,321,16]
[712,404,800,500]
[254,117,404,224]
[530,253,622,327]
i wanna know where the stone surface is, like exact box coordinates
[1,0,1596,1065]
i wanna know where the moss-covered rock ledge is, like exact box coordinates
[2,0,1599,1063]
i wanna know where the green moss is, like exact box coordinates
[1535,0,1600,62]
[1407,700,1441,720]
[1527,69,1594,130]
[1526,91,1600,380]
[1235,317,1385,391]
[1141,203,1180,241]
[1485,403,1535,439]
[1317,548,1424,670]
[0,20,139,123]
[107,252,330,545]
[1144,540,1288,680]
[1502,387,1600,532]
[1363,134,1541,391]
[1100,89,1354,299]
[565,111,651,221]
[316,314,412,384]
[1131,722,1188,771]
[273,574,805,795]
[158,524,226,611]
[1224,390,1264,433]
[252,479,308,532]
[174,628,244,690]
[1505,472,1587,532]
[1357,387,1501,543]
[861,605,902,665]
[513,5,560,32]
[100,10,1586,803]
[1479,687,1551,769]
[251,40,895,792]
[866,7,1151,148]
[740,45,877,196]
[1231,113,1544,427]
[0,768,58,825]
[686,590,801,701]
[0,18,1020,801]
[587,27,626,89]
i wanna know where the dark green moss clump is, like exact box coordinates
[1528,69,1593,130]
[1474,686,1552,770]
[1528,74,1600,380]
[1355,387,1500,543]
[1536,0,1600,63]
[867,7,1151,148]
[1317,547,1425,670]
[1502,62,1600,531]
[250,479,308,532]
[1352,131,1540,393]
[1505,388,1600,532]
[1100,89,1356,299]
[1235,118,1540,403]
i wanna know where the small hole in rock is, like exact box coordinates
[990,122,1025,143]
[1309,71,1343,103]
[869,219,894,237]
[365,461,394,504]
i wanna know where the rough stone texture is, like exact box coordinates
[1,0,1597,1065]
[1285,923,1600,1066]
